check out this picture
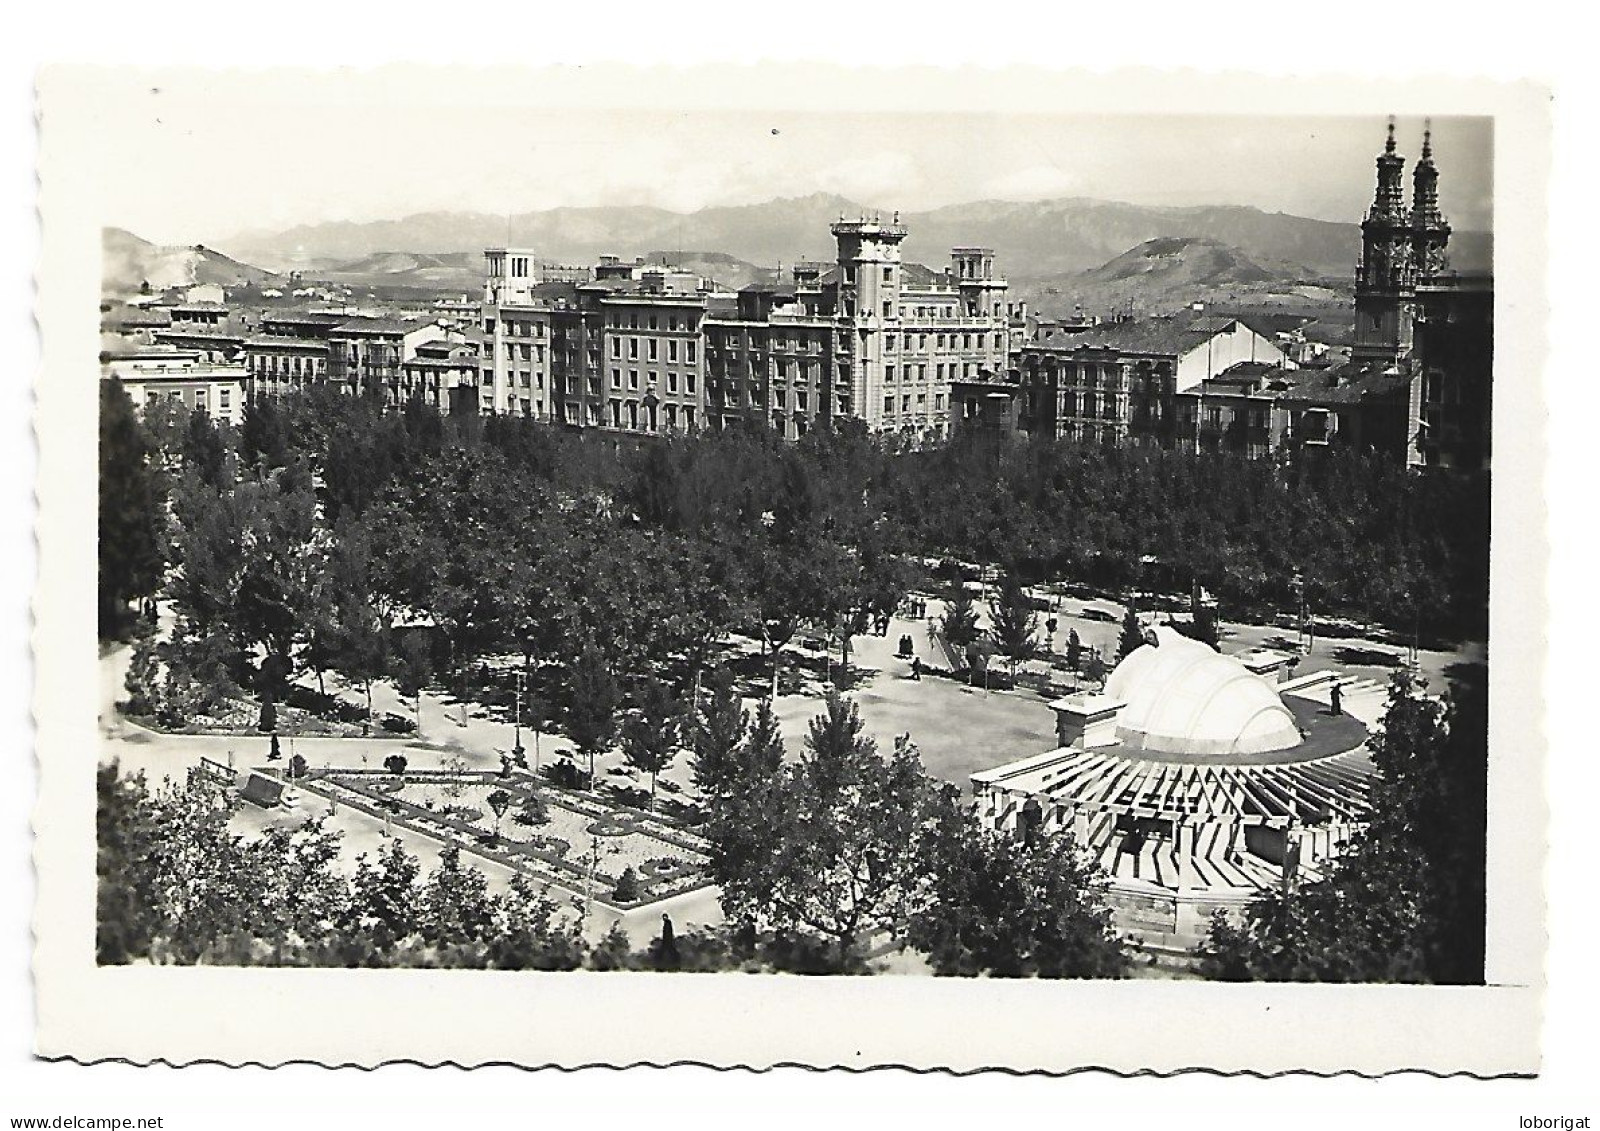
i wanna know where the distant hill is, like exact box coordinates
[102,227,281,298]
[302,250,482,291]
[221,193,1491,297]
[1014,236,1355,320]
[639,251,773,291]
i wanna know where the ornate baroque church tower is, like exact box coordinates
[1353,119,1417,363]
[1410,121,1452,283]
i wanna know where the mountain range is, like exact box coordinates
[107,194,1491,324]
[220,193,1491,282]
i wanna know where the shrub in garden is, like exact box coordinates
[383,753,408,775]
[514,794,550,826]
[380,713,416,735]
[123,639,161,717]
[612,866,641,904]
[288,685,370,725]
[486,789,513,838]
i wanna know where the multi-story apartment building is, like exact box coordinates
[701,217,1016,443]
[326,318,447,399]
[1016,309,1287,448]
[598,270,705,433]
[243,311,352,399]
[167,301,229,328]
[1410,275,1492,470]
[243,333,330,399]
[481,301,554,417]
[1171,362,1286,459]
[548,284,605,428]
[152,323,246,365]
[476,215,1017,444]
[703,284,843,438]
[393,336,481,415]
[103,348,248,427]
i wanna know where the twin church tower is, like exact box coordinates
[1353,118,1453,363]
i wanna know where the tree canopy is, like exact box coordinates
[1198,667,1488,983]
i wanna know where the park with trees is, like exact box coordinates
[95,379,1493,979]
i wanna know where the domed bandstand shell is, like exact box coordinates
[972,627,1380,956]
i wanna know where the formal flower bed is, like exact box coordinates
[297,769,711,909]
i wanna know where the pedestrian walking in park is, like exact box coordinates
[911,656,922,681]
[1330,681,1343,716]
[657,914,680,970]
[268,733,282,761]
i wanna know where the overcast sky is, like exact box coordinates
[90,74,1492,245]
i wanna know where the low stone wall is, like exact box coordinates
[1106,882,1257,961]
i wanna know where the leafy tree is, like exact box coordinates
[1117,605,1146,662]
[700,695,787,932]
[909,796,1130,978]
[488,875,586,971]
[391,632,433,734]
[122,637,162,717]
[514,793,549,826]
[621,676,685,810]
[415,845,498,953]
[486,789,512,841]
[137,616,240,726]
[440,751,470,799]
[613,866,641,903]
[97,763,604,969]
[940,592,980,653]
[316,516,389,722]
[587,923,635,971]
[96,762,162,963]
[1181,602,1220,649]
[240,394,290,476]
[1198,669,1487,983]
[97,763,349,964]
[565,644,620,789]
[98,380,167,638]
[988,575,1038,681]
[713,694,935,968]
[690,668,750,800]
[383,753,408,776]
[180,407,229,488]
[167,459,322,697]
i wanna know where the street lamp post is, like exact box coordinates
[1408,589,1421,669]
[1291,570,1309,654]
[584,832,601,932]
[512,667,525,765]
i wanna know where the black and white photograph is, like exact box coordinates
[21,55,1560,1085]
[88,103,1498,978]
